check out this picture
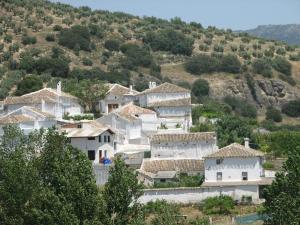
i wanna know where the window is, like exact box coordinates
[77,124,82,128]
[107,136,111,143]
[114,142,117,150]
[242,172,248,181]
[104,150,107,158]
[104,136,107,143]
[88,150,95,161]
[88,137,95,140]
[217,172,222,181]
[216,159,223,165]
[99,135,102,143]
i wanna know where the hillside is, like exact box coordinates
[244,24,300,46]
[0,0,300,122]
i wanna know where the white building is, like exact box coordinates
[138,82,192,129]
[99,84,140,114]
[3,82,83,120]
[150,132,218,159]
[61,121,116,164]
[0,106,56,136]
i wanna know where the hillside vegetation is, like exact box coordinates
[0,0,300,122]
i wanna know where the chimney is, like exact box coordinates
[148,81,152,89]
[57,81,62,95]
[152,82,156,88]
[129,85,133,94]
[244,138,250,148]
[41,99,45,112]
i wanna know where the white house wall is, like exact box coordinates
[204,157,263,182]
[151,140,218,159]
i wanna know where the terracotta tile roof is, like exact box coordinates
[4,88,77,105]
[62,121,115,138]
[0,114,34,124]
[204,143,264,158]
[151,132,216,144]
[106,84,139,96]
[148,98,191,107]
[0,106,55,125]
[140,82,190,95]
[140,159,204,175]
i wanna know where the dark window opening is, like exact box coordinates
[107,136,111,143]
[242,172,248,181]
[217,172,222,181]
[88,137,95,140]
[216,159,223,165]
[104,136,107,143]
[99,135,102,142]
[88,150,95,161]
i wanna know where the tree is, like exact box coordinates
[263,146,300,225]
[266,107,282,122]
[272,56,292,76]
[104,157,143,225]
[73,80,108,113]
[15,75,43,96]
[185,54,218,75]
[104,39,120,51]
[219,54,241,74]
[192,79,210,99]
[216,115,253,147]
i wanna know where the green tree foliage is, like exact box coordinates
[59,25,91,51]
[192,79,210,99]
[263,146,300,225]
[104,39,120,51]
[144,29,194,56]
[282,99,300,117]
[223,96,257,118]
[252,58,273,77]
[265,107,282,122]
[104,157,143,225]
[272,56,292,76]
[21,35,37,45]
[15,75,43,96]
[185,54,241,75]
[203,195,235,215]
[216,115,253,147]
[0,126,106,225]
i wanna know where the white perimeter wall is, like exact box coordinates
[139,185,260,204]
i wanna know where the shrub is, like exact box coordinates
[282,100,300,117]
[144,29,194,56]
[289,53,300,61]
[104,39,120,51]
[4,34,13,43]
[213,44,224,53]
[199,44,209,52]
[22,35,37,45]
[272,56,292,76]
[279,74,296,86]
[203,195,235,215]
[15,75,43,96]
[82,57,93,66]
[263,162,275,170]
[53,25,62,31]
[219,54,241,74]
[45,33,55,42]
[276,48,286,56]
[185,54,218,75]
[192,79,210,98]
[223,96,257,118]
[266,107,282,122]
[264,49,274,57]
[59,25,91,51]
[230,45,238,52]
[252,58,273,77]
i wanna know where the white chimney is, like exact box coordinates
[41,99,45,112]
[244,138,250,148]
[129,85,133,94]
[57,81,62,95]
[149,81,152,89]
[152,82,156,88]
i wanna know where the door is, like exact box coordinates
[99,150,102,163]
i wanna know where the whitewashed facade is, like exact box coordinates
[61,121,115,164]
[150,132,218,159]
[3,82,83,119]
[99,84,139,114]
[0,106,56,136]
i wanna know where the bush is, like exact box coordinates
[59,25,91,51]
[45,33,55,42]
[82,57,93,66]
[223,96,257,118]
[219,54,241,73]
[199,44,209,52]
[279,74,296,86]
[276,48,286,56]
[144,29,194,56]
[22,35,37,45]
[266,107,282,122]
[15,75,43,96]
[53,25,62,31]
[263,162,275,170]
[252,58,273,77]
[203,195,235,215]
[185,54,218,75]
[282,100,300,117]
[192,79,209,98]
[213,44,224,53]
[104,39,120,51]
[272,56,292,76]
